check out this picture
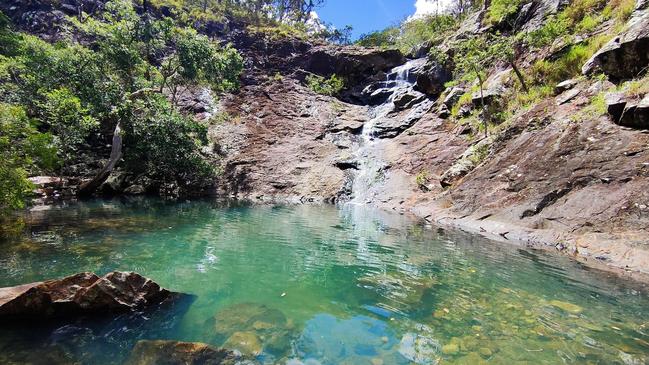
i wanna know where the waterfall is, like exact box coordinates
[348,58,427,205]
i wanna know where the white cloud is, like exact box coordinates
[411,0,453,19]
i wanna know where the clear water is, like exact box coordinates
[1,198,648,365]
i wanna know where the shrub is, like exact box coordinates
[488,0,523,24]
[0,104,57,211]
[306,74,345,96]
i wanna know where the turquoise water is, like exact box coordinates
[1,198,648,364]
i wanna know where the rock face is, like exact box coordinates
[307,45,405,85]
[582,5,649,80]
[0,272,175,319]
[125,340,242,365]
[605,92,649,129]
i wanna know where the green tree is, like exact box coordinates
[453,36,492,137]
[0,104,57,211]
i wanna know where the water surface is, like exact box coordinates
[1,198,648,364]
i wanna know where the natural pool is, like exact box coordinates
[0,198,648,364]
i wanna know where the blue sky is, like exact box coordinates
[315,0,446,40]
[316,0,414,39]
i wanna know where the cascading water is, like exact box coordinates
[349,58,427,204]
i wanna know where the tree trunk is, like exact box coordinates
[510,61,529,93]
[478,78,488,138]
[78,122,123,196]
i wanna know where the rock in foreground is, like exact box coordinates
[125,340,244,365]
[0,271,176,319]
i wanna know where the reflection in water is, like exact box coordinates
[0,198,648,364]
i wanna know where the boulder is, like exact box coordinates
[554,79,579,95]
[373,100,435,138]
[555,88,581,105]
[443,87,465,108]
[0,272,177,319]
[472,69,509,107]
[125,340,242,365]
[605,92,627,122]
[413,59,453,97]
[636,94,649,127]
[605,92,649,129]
[582,6,649,80]
[392,89,427,110]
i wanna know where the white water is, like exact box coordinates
[349,58,427,204]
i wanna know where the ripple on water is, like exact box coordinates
[0,199,647,365]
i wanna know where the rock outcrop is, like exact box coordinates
[582,3,649,80]
[0,271,177,319]
[606,92,649,129]
[125,340,244,365]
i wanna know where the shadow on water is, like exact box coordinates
[0,293,196,364]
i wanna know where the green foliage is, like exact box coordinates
[415,171,430,191]
[40,88,98,161]
[468,142,490,165]
[122,95,214,188]
[0,104,57,211]
[487,0,522,25]
[306,74,345,96]
[524,17,569,48]
[529,34,609,85]
[357,15,457,54]
[357,27,400,48]
[0,1,244,208]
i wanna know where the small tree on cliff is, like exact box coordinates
[454,34,528,137]
[454,36,492,137]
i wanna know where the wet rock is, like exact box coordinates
[223,331,263,357]
[173,87,216,119]
[209,302,292,356]
[0,271,176,319]
[124,184,146,195]
[549,300,583,314]
[373,100,434,139]
[307,45,405,87]
[392,89,426,110]
[442,343,460,355]
[582,6,649,80]
[124,340,242,365]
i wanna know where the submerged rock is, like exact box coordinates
[549,300,583,314]
[125,340,243,365]
[208,302,293,356]
[0,271,177,319]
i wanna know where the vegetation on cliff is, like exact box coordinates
[0,1,244,209]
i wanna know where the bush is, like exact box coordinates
[0,104,57,211]
[122,95,214,189]
[487,0,523,24]
[306,74,345,96]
